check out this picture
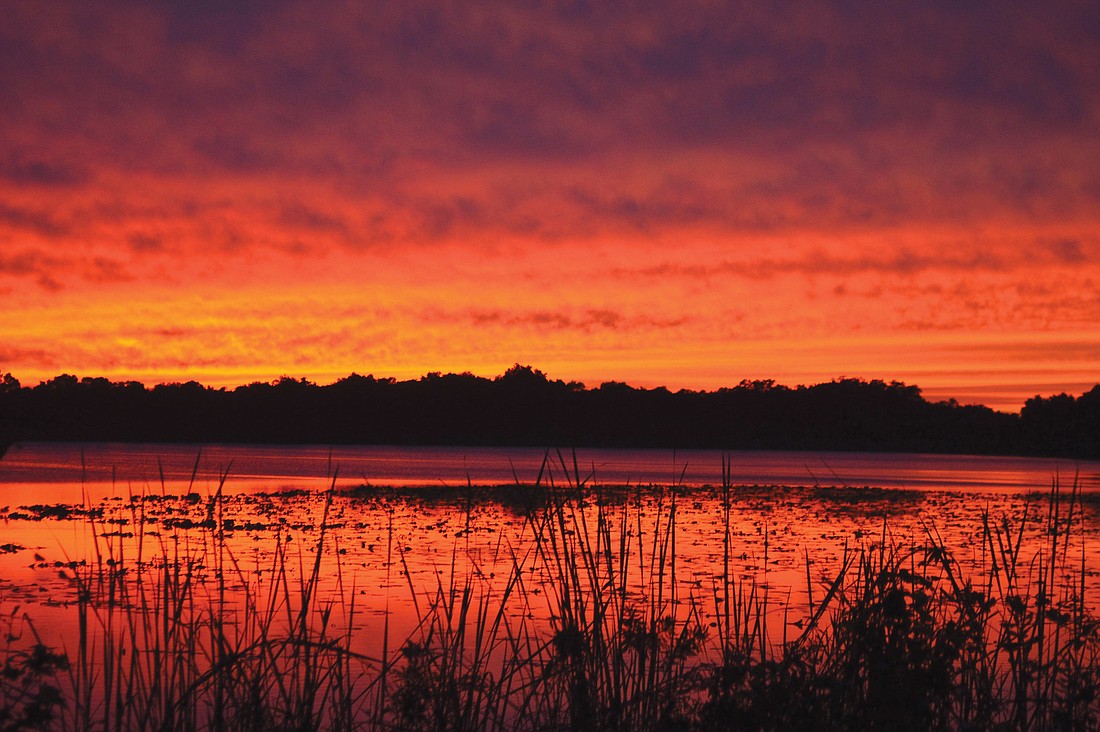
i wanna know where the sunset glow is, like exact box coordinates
[2,2,1098,410]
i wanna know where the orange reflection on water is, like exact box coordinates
[4,480,1100,664]
[4,471,1100,728]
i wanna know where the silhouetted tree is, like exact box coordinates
[0,367,1093,458]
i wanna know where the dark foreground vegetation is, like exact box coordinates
[1,460,1098,731]
[1,366,1098,458]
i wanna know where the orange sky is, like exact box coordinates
[1,2,1098,411]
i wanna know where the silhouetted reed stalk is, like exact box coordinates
[38,467,375,732]
[2,455,1099,730]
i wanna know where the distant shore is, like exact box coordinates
[1,366,1097,459]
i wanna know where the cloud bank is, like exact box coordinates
[1,1,1097,408]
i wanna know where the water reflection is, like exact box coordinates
[3,447,1100,727]
[3,442,1098,496]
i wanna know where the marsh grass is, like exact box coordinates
[3,452,1099,730]
[48,468,375,731]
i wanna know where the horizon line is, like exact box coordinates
[6,366,1098,416]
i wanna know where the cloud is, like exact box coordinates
[0,249,71,292]
[0,203,70,238]
[428,307,686,333]
[0,1,1097,406]
[85,257,134,284]
[1,1,1097,262]
[942,340,1100,362]
[0,247,136,290]
[192,135,286,174]
[612,235,1099,282]
[0,346,55,369]
[7,4,1096,166]
[128,233,165,252]
[276,203,350,235]
[1047,238,1088,264]
[0,154,89,187]
[0,249,61,277]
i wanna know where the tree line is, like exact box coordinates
[0,366,1097,459]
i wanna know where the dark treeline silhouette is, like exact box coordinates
[0,366,1097,459]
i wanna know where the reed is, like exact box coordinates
[2,455,1098,730]
[46,470,375,731]
[698,474,1100,731]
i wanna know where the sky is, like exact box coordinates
[1,1,1098,411]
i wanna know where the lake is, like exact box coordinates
[3,443,1100,727]
[2,442,1098,501]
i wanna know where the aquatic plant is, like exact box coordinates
[54,471,371,731]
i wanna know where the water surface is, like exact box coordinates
[3,441,1100,716]
[2,442,1097,501]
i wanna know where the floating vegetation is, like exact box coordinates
[2,504,103,522]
